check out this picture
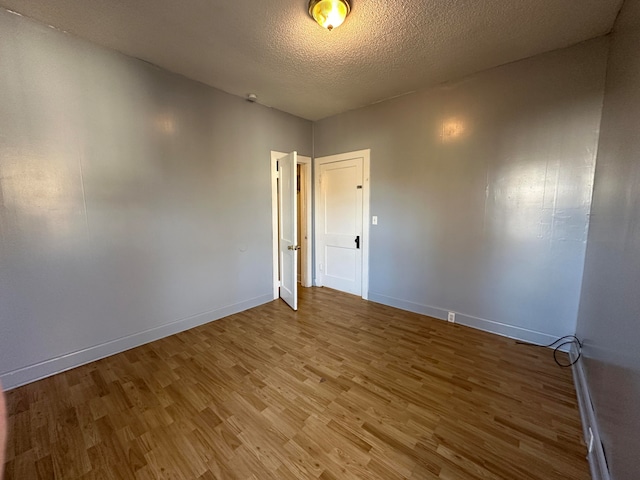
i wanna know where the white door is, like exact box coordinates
[317,158,363,295]
[279,152,298,310]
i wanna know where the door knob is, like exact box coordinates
[355,236,360,249]
[288,245,301,251]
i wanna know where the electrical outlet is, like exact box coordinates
[447,312,455,323]
[588,427,594,453]
[372,216,378,225]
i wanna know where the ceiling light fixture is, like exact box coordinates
[308,0,351,31]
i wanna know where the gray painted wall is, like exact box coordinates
[314,39,609,343]
[0,9,311,389]
[576,1,640,478]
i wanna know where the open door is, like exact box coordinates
[279,152,298,310]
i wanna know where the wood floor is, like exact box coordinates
[3,287,589,480]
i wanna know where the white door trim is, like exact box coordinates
[271,151,312,300]
[314,149,370,300]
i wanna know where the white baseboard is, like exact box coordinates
[570,345,611,480]
[367,292,566,347]
[1,294,273,391]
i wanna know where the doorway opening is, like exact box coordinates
[271,151,312,307]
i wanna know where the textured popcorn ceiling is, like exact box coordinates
[0,0,624,120]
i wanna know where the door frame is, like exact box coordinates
[271,151,312,300]
[314,149,370,300]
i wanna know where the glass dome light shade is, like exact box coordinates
[309,0,351,31]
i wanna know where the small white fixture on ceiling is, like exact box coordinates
[308,0,351,31]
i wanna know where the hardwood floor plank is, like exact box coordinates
[3,287,589,479]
